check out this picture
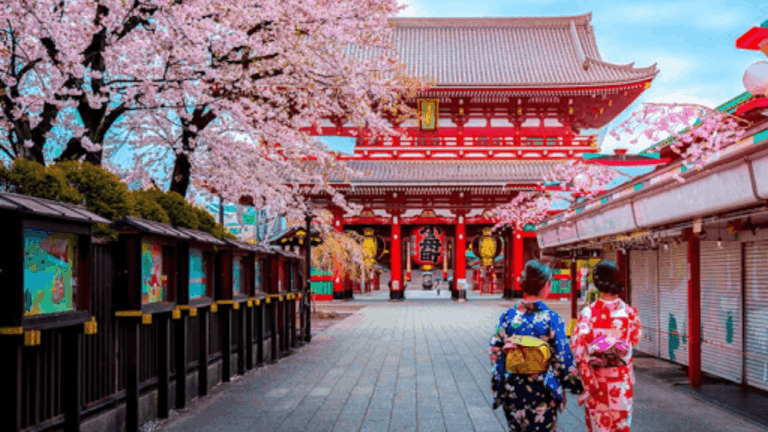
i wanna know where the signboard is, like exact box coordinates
[141,240,166,304]
[189,248,207,298]
[24,228,77,315]
[418,98,439,131]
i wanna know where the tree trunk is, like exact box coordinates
[169,152,192,197]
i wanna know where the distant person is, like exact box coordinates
[571,260,642,432]
[489,260,583,432]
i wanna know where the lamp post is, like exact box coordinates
[304,209,313,343]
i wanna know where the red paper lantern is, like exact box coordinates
[410,225,446,270]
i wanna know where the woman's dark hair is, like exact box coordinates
[593,260,624,294]
[519,260,553,296]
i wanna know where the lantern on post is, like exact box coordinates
[472,227,502,267]
[362,228,378,266]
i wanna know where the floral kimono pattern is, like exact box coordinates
[490,301,584,432]
[571,298,642,432]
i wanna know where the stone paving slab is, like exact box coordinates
[154,298,767,432]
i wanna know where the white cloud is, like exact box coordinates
[398,0,430,17]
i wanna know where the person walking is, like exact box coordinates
[489,260,584,432]
[570,260,642,432]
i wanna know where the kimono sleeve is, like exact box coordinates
[627,304,642,346]
[489,310,508,366]
[570,306,593,365]
[548,312,584,395]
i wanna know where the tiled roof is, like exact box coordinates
[0,192,112,225]
[338,160,564,184]
[113,216,191,240]
[383,13,657,87]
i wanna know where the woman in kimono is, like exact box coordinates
[489,260,583,431]
[571,260,642,432]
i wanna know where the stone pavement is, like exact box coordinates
[154,298,767,432]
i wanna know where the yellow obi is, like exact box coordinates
[504,335,552,374]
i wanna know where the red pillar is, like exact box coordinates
[570,257,578,320]
[687,231,702,387]
[616,250,628,303]
[390,215,404,300]
[455,215,467,301]
[332,217,344,300]
[513,230,524,298]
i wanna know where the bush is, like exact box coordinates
[0,159,83,204]
[0,159,239,241]
[132,190,171,224]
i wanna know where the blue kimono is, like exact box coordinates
[490,300,584,432]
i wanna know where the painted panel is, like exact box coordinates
[189,248,207,299]
[701,241,743,383]
[255,259,264,292]
[24,227,78,315]
[745,240,768,391]
[576,203,636,241]
[141,240,166,304]
[658,242,689,365]
[233,257,243,295]
[752,153,768,199]
[633,164,758,228]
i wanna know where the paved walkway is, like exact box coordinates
[155,299,767,432]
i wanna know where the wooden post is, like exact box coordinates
[270,301,278,363]
[570,257,579,337]
[257,302,265,366]
[198,309,209,397]
[290,297,298,349]
[304,212,312,343]
[63,326,82,432]
[157,314,171,418]
[126,321,140,432]
[237,307,246,376]
[221,305,231,383]
[245,304,254,370]
[616,250,629,302]
[687,230,702,387]
[174,314,188,409]
[0,335,22,432]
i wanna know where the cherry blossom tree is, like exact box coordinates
[491,160,620,230]
[2,0,422,221]
[610,102,748,181]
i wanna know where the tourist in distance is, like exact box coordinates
[570,260,642,432]
[489,260,584,432]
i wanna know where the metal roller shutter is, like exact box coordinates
[658,241,689,365]
[700,241,743,383]
[630,249,659,357]
[744,240,768,392]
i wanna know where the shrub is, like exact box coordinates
[0,159,82,204]
[132,190,171,224]
[142,189,199,230]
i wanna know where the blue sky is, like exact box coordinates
[323,0,768,155]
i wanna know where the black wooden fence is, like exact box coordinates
[13,242,305,432]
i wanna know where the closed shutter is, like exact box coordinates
[701,241,743,383]
[658,241,689,365]
[630,249,659,357]
[744,240,768,391]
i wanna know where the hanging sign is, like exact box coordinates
[418,98,439,131]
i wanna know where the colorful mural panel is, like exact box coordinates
[189,248,207,299]
[24,228,77,315]
[141,241,166,304]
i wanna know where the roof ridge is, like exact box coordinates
[584,57,659,74]
[389,12,593,28]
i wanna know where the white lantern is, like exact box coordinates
[743,61,768,96]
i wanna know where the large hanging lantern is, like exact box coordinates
[411,225,445,271]
[471,227,502,267]
[362,228,378,266]
[744,61,768,96]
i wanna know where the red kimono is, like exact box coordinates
[571,298,642,432]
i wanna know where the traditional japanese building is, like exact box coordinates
[305,13,658,300]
